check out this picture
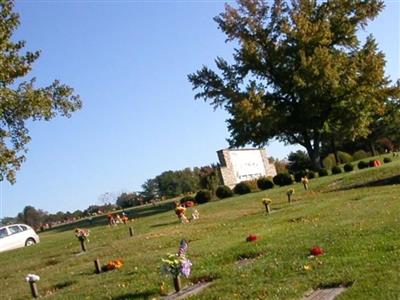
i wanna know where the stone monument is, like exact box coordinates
[217,148,277,188]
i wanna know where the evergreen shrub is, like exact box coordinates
[331,166,342,174]
[256,177,274,190]
[343,163,354,172]
[233,182,252,195]
[383,157,392,163]
[215,185,233,199]
[195,190,212,204]
[307,170,316,179]
[318,168,329,177]
[273,173,293,186]
[353,150,369,161]
[294,170,307,182]
[358,161,369,169]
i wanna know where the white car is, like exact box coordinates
[0,224,40,252]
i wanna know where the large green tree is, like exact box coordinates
[188,0,399,168]
[0,1,82,183]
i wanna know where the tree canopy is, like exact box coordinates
[0,1,82,183]
[188,0,400,168]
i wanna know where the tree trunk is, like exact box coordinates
[299,132,322,170]
[305,147,322,170]
[369,141,377,156]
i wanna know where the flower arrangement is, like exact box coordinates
[161,239,192,292]
[286,188,295,196]
[74,228,89,242]
[104,259,124,271]
[184,201,195,207]
[190,209,200,221]
[301,177,309,190]
[25,274,40,283]
[25,274,40,298]
[286,188,295,203]
[161,253,192,278]
[175,205,189,223]
[262,198,272,213]
[175,206,186,216]
[262,198,272,205]
[246,234,258,242]
[309,246,324,256]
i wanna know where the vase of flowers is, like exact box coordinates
[161,240,192,292]
[262,198,272,213]
[25,274,40,298]
[175,205,189,224]
[301,177,309,190]
[286,188,295,203]
[75,228,89,252]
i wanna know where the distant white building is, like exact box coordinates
[217,148,277,188]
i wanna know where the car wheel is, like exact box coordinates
[25,238,36,246]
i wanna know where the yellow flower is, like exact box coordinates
[287,188,295,195]
[303,264,312,271]
[301,177,309,184]
[262,198,272,205]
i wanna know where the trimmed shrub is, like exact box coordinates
[257,177,274,190]
[287,150,313,173]
[358,161,369,169]
[195,190,212,204]
[294,170,307,182]
[343,163,354,172]
[233,182,252,195]
[244,179,259,192]
[215,185,233,199]
[273,173,293,186]
[353,150,369,161]
[180,196,195,206]
[338,151,353,163]
[322,154,336,169]
[307,170,316,179]
[331,166,342,174]
[318,168,329,177]
[383,157,392,163]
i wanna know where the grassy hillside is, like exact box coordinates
[1,156,399,300]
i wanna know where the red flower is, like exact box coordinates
[246,234,258,242]
[185,201,195,207]
[310,246,324,256]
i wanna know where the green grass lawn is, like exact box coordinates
[1,156,399,299]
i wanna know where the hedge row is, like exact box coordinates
[183,156,392,205]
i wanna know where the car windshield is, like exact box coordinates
[0,228,8,238]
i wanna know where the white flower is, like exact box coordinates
[25,274,40,282]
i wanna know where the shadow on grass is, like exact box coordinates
[333,175,400,191]
[150,221,177,228]
[316,280,354,289]
[112,290,157,300]
[44,201,175,233]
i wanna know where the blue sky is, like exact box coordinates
[1,0,399,218]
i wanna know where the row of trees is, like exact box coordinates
[116,165,222,208]
[1,202,120,229]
